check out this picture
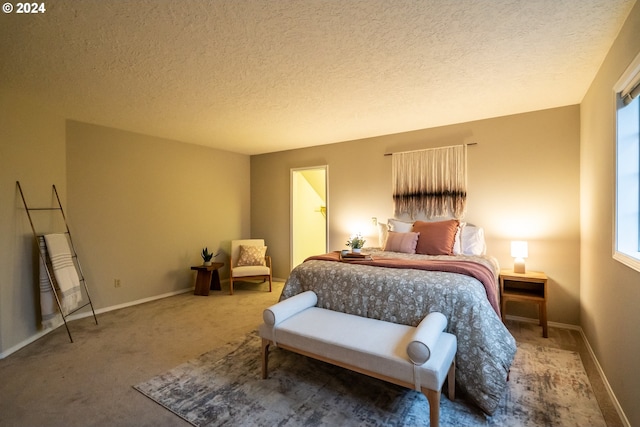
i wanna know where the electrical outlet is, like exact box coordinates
[114,279,121,288]
[371,217,378,226]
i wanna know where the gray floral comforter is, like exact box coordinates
[280,249,517,415]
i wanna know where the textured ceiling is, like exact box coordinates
[0,0,636,155]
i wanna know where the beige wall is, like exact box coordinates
[0,115,251,356]
[0,91,67,354]
[251,105,581,324]
[66,121,251,308]
[580,2,640,426]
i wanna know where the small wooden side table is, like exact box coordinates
[499,269,548,338]
[191,263,224,296]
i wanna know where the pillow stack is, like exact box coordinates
[380,218,486,256]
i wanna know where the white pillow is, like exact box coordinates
[378,222,389,248]
[388,218,414,233]
[453,223,464,254]
[460,225,486,255]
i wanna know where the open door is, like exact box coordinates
[291,166,328,269]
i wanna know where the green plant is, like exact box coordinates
[201,247,214,262]
[346,233,366,249]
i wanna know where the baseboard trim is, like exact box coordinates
[0,327,58,359]
[578,328,632,427]
[0,287,193,360]
[504,314,581,330]
[506,314,630,427]
[66,287,193,321]
[220,277,286,284]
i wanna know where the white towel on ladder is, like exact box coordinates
[43,233,82,315]
[38,236,58,327]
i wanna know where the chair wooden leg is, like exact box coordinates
[268,275,272,292]
[229,276,234,295]
[261,338,271,379]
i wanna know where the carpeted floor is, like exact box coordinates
[0,280,624,427]
[134,331,606,427]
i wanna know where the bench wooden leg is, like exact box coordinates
[261,338,270,379]
[424,389,441,427]
[447,359,456,400]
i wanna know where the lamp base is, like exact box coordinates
[513,259,525,274]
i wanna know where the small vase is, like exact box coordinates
[204,261,212,266]
[352,248,362,254]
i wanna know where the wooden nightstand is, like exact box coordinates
[499,269,548,338]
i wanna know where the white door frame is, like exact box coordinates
[290,165,329,270]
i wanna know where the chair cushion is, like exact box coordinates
[232,265,270,277]
[237,245,267,266]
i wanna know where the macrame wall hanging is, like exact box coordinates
[392,144,467,219]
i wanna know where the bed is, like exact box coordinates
[279,219,517,415]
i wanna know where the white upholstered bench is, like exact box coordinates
[259,291,457,427]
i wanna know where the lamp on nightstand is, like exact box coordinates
[511,241,528,273]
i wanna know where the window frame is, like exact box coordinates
[613,51,640,272]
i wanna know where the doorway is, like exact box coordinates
[291,166,328,269]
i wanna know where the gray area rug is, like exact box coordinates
[134,331,606,426]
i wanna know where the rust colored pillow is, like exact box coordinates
[412,220,460,255]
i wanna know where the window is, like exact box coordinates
[614,52,640,271]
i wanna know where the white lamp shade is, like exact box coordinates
[511,241,528,258]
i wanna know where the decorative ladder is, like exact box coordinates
[16,181,98,342]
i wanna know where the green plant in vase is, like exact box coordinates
[346,233,366,253]
[201,247,214,266]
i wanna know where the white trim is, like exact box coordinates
[506,314,630,426]
[221,277,286,284]
[578,328,632,427]
[613,51,640,273]
[614,51,640,94]
[504,314,580,330]
[0,287,192,359]
[290,165,329,271]
[68,287,193,320]
[613,250,640,272]
[0,326,61,359]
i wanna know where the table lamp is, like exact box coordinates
[511,241,528,273]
